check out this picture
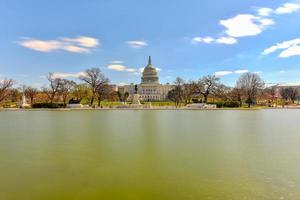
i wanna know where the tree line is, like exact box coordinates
[167,72,299,108]
[0,68,116,108]
[1,68,299,108]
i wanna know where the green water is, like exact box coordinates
[0,110,300,200]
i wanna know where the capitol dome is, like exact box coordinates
[141,56,159,84]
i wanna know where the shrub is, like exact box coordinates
[223,101,240,108]
[209,101,240,108]
[68,98,81,104]
[214,102,224,108]
[32,103,64,109]
[192,99,201,103]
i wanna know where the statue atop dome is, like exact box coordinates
[148,56,152,65]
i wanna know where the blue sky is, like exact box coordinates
[0,0,300,87]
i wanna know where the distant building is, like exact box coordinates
[269,84,300,99]
[107,84,118,92]
[118,56,173,101]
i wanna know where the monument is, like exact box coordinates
[20,94,30,108]
[131,84,141,105]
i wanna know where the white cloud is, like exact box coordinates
[263,39,300,54]
[192,37,203,44]
[214,69,250,77]
[110,60,124,64]
[192,36,237,45]
[279,45,300,58]
[278,82,300,86]
[107,63,161,74]
[19,36,99,53]
[279,70,286,73]
[263,38,300,58]
[52,72,85,79]
[107,64,126,71]
[257,3,300,16]
[202,37,214,43]
[19,40,61,52]
[192,37,214,44]
[235,69,249,74]
[125,68,137,72]
[220,14,274,38]
[62,36,99,48]
[193,14,274,45]
[275,3,300,14]
[63,45,90,53]
[126,40,148,48]
[193,2,300,46]
[138,67,144,73]
[214,71,233,77]
[257,7,273,16]
[216,36,237,44]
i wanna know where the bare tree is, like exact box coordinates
[167,77,184,108]
[59,79,76,107]
[79,68,109,106]
[280,87,290,107]
[72,83,92,102]
[279,87,299,106]
[124,92,129,103]
[288,87,298,103]
[182,81,198,105]
[167,89,181,108]
[229,87,244,107]
[236,72,264,108]
[96,84,111,107]
[264,86,277,106]
[24,86,38,105]
[0,79,15,103]
[212,84,231,102]
[198,75,220,103]
[10,88,21,103]
[43,73,63,104]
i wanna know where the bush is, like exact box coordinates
[192,99,202,103]
[209,101,240,108]
[32,103,64,109]
[214,102,223,108]
[223,101,240,108]
[68,98,81,104]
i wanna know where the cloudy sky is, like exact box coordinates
[0,0,300,87]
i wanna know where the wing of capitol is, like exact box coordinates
[117,56,173,101]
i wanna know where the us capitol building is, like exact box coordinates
[118,56,173,101]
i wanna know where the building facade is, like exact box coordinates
[118,57,173,101]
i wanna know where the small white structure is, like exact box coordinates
[126,94,144,108]
[20,94,30,108]
[131,94,141,105]
[185,103,217,109]
[66,104,84,108]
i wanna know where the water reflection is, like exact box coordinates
[1,110,300,199]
